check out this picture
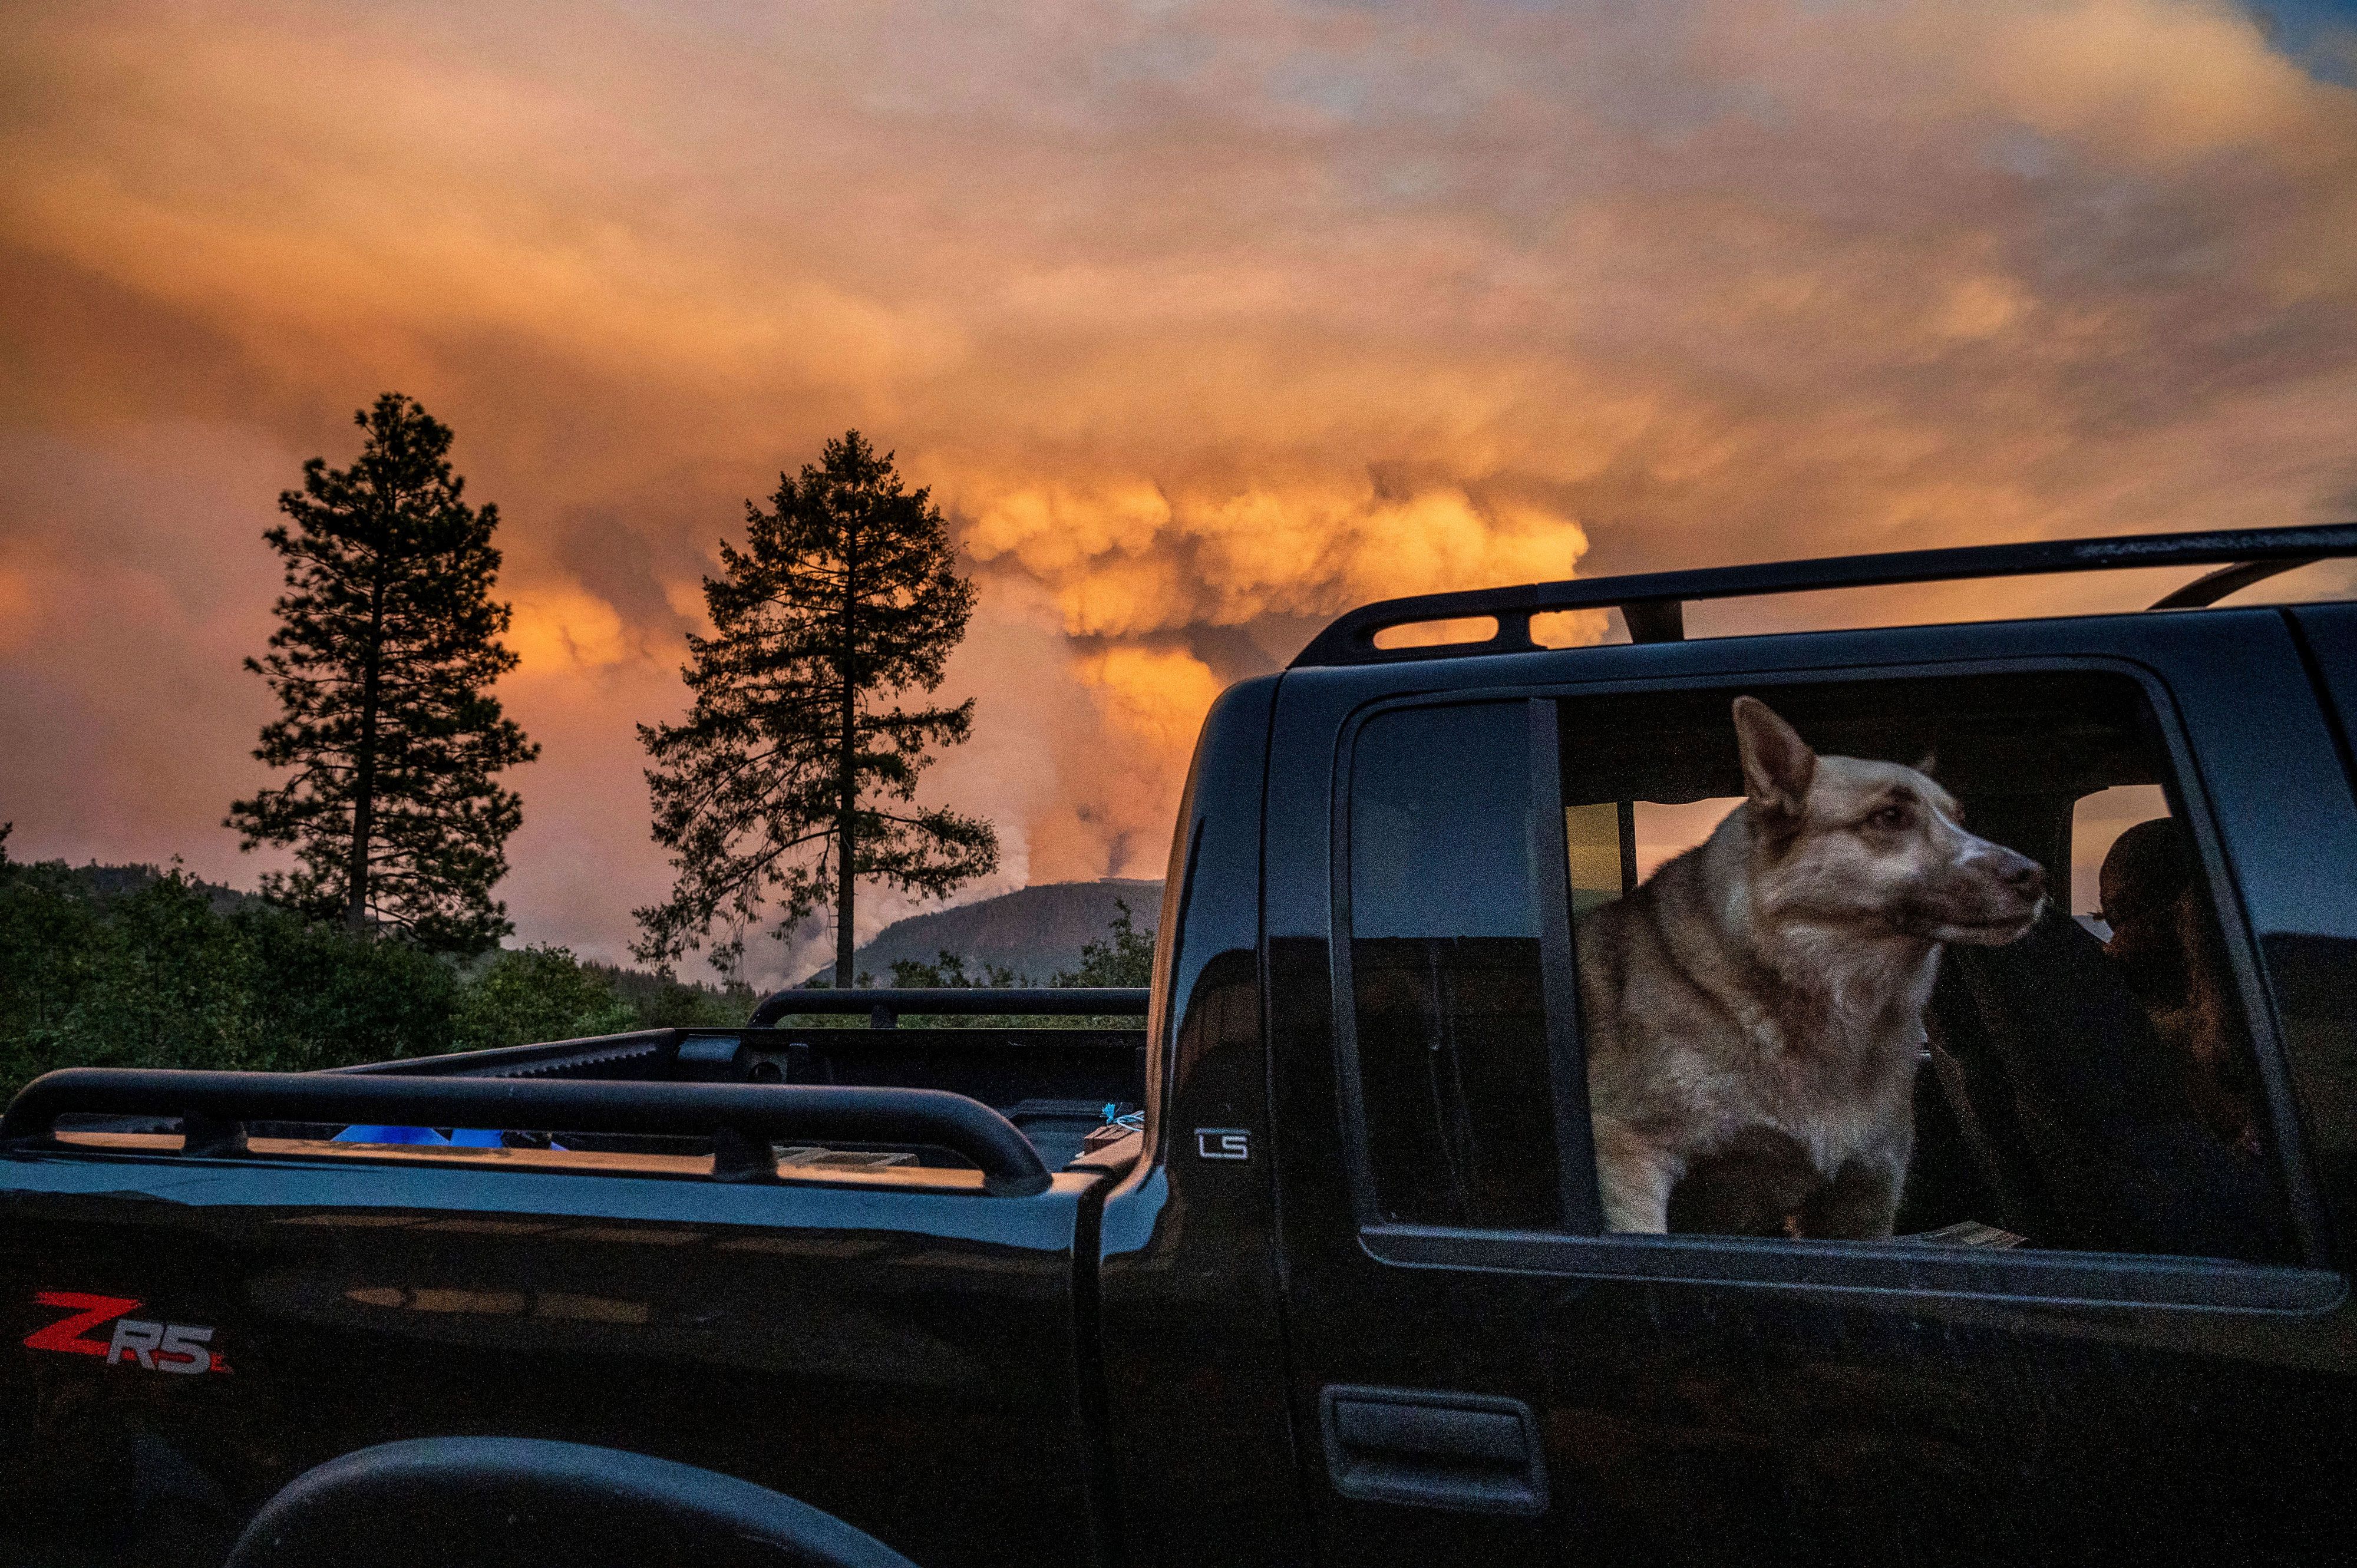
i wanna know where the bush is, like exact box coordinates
[1051,899,1156,987]
[0,828,751,1100]
[889,950,1021,988]
[454,946,636,1054]
[0,854,270,1086]
[54,870,265,1073]
[0,838,468,1096]
[587,962,750,1030]
[239,905,460,1071]
[0,838,111,1093]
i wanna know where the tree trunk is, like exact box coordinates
[834,791,854,985]
[833,544,858,987]
[346,578,386,935]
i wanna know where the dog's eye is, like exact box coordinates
[1864,804,1912,832]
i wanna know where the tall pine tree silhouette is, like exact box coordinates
[229,393,537,952]
[636,431,998,984]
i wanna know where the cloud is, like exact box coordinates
[953,473,1588,637]
[2,0,2355,981]
[0,424,293,883]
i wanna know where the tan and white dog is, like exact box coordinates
[1577,696,2047,1237]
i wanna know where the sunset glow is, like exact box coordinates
[4,0,2354,979]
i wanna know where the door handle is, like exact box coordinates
[1319,1385,1549,1517]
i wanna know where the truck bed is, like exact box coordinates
[336,1019,1145,1172]
[1,992,1148,1567]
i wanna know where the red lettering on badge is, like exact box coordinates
[22,1292,141,1357]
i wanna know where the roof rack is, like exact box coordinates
[1290,521,2357,669]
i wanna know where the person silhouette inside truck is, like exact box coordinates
[2098,817,2264,1158]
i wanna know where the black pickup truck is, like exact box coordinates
[6,523,2356,1568]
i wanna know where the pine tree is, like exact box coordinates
[228,392,537,952]
[636,431,999,983]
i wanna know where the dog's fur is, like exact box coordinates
[1577,697,2046,1236]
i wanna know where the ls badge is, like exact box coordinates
[1195,1128,1251,1161]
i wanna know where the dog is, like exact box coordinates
[1577,696,2047,1237]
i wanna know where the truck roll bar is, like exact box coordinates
[748,988,1151,1030]
[0,1068,1053,1196]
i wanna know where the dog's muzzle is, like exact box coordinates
[1910,847,2047,945]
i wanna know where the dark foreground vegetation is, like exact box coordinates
[0,833,746,1100]
[0,834,1156,1100]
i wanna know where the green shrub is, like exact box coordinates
[0,838,111,1094]
[54,871,263,1074]
[587,962,750,1029]
[4,827,1157,1100]
[0,831,716,1098]
[454,946,635,1053]
[1050,899,1156,987]
[0,837,473,1097]
[0,856,262,1088]
[889,949,1022,988]
[238,905,460,1071]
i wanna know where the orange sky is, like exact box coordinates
[3,0,2355,981]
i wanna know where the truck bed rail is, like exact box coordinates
[0,1067,1054,1196]
[748,987,1151,1029]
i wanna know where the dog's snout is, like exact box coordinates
[1999,851,2045,897]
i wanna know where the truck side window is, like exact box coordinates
[1557,671,2296,1263]
[1348,702,1563,1229]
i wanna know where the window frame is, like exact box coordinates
[1327,655,2341,1312]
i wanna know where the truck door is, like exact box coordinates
[1266,613,2357,1567]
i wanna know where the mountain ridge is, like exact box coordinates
[823,878,1163,986]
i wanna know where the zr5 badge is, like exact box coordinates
[24,1292,230,1375]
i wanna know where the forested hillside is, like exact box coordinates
[836,879,1161,984]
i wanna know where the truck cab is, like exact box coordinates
[1120,520,2357,1566]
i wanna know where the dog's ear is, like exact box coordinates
[1732,696,1817,820]
[1912,751,1939,778]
